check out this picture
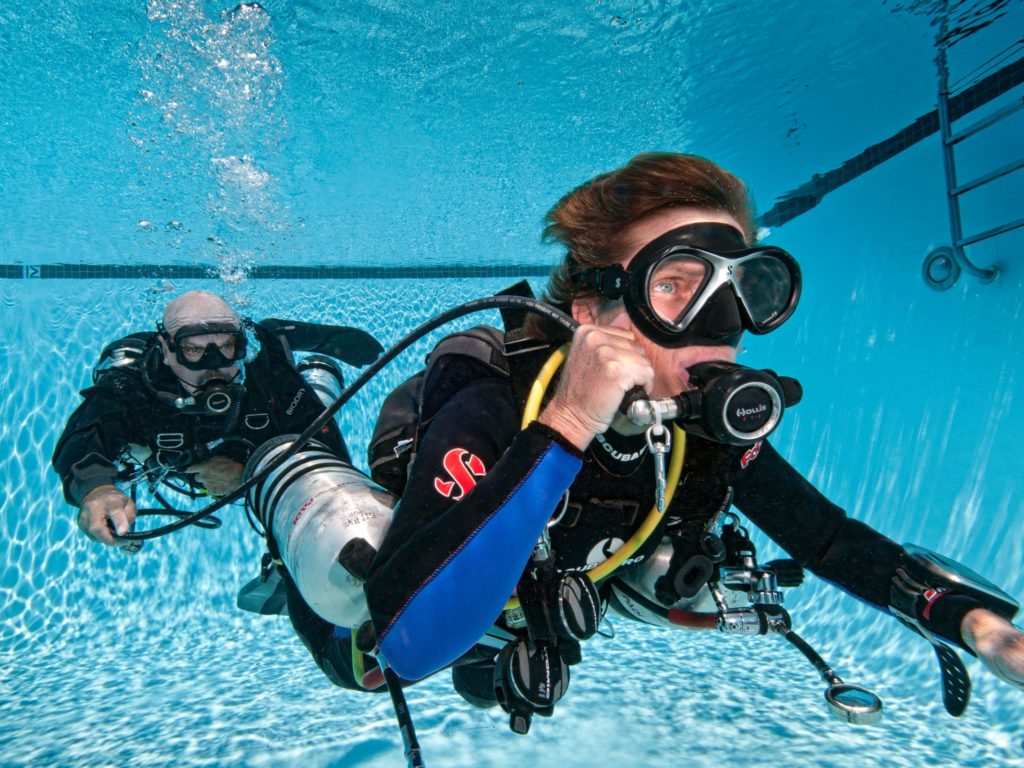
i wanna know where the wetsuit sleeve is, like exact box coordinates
[365,376,583,681]
[732,440,977,650]
[51,373,146,506]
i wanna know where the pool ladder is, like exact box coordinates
[923,19,1024,290]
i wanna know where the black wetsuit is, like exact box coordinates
[52,322,347,504]
[53,319,384,689]
[363,338,981,701]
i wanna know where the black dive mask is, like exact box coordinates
[576,223,801,348]
[159,320,250,371]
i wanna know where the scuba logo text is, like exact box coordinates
[594,433,646,463]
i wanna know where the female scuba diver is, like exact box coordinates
[356,152,1023,736]
[239,155,1021,762]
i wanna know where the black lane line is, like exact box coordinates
[759,56,1024,229]
[0,264,553,280]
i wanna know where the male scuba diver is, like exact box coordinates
[360,153,1024,733]
[51,290,384,677]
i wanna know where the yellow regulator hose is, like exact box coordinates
[505,345,686,612]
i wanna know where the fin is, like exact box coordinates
[236,561,289,616]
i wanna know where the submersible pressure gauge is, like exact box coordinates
[825,683,884,725]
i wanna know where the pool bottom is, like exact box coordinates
[2,604,1022,768]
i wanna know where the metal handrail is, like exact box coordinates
[958,218,1024,249]
[934,13,999,283]
[951,155,1024,197]
[946,95,1024,145]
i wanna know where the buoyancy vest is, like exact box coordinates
[368,325,567,485]
[365,323,688,573]
[365,287,745,574]
[87,324,330,474]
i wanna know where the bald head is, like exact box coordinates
[163,291,240,336]
[159,291,245,392]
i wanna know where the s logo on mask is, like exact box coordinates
[433,448,486,500]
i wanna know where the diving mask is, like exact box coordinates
[576,223,801,348]
[159,321,250,371]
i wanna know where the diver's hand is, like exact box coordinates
[961,608,1024,691]
[186,455,244,497]
[79,485,140,551]
[539,324,654,450]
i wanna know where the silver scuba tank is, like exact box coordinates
[606,536,742,628]
[244,435,395,628]
[92,333,152,383]
[296,354,346,409]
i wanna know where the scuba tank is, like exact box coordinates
[296,354,346,409]
[244,435,395,628]
[91,332,154,383]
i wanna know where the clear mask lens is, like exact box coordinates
[645,255,710,327]
[733,253,794,329]
[180,336,236,363]
[173,330,246,370]
[644,249,796,333]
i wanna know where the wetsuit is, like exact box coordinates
[52,322,347,504]
[53,319,380,687]
[364,339,983,699]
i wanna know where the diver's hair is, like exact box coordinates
[528,152,756,338]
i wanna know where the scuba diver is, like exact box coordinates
[51,289,384,674]
[357,153,1024,735]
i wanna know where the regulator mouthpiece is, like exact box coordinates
[174,379,241,415]
[625,362,802,446]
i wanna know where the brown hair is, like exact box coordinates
[528,152,756,338]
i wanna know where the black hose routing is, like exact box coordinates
[120,295,578,541]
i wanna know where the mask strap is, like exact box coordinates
[155,322,175,351]
[576,265,626,299]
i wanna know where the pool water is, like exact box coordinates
[2,1,1023,766]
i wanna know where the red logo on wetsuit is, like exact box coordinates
[922,587,950,619]
[433,448,487,500]
[740,440,762,469]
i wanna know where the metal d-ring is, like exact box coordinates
[548,490,570,528]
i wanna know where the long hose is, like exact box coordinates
[116,295,674,768]
[119,295,579,541]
